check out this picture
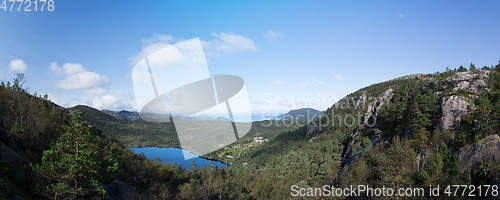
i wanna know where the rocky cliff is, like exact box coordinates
[312,68,499,173]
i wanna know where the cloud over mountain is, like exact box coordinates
[50,62,108,90]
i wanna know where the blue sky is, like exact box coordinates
[1,0,499,116]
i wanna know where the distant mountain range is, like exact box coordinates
[66,105,304,147]
[99,108,326,122]
[281,108,324,121]
[101,110,140,121]
[100,109,232,122]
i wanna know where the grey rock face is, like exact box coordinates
[306,120,318,136]
[390,73,423,81]
[459,134,500,172]
[439,95,469,130]
[342,88,394,169]
[446,71,477,83]
[452,81,470,91]
[449,79,489,94]
[362,88,393,126]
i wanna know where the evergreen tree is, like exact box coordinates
[458,65,467,72]
[469,63,476,71]
[33,112,117,199]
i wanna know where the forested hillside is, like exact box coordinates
[71,105,304,164]
[2,61,500,199]
[282,108,324,121]
[69,105,179,147]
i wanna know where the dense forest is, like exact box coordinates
[1,61,500,199]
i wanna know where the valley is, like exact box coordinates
[2,63,500,199]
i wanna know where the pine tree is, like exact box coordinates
[458,65,467,72]
[469,63,476,71]
[33,112,117,199]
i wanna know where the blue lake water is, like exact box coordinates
[128,147,228,169]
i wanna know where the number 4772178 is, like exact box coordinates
[1,0,54,11]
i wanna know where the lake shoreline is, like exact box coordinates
[127,145,231,166]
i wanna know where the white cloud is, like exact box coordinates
[50,62,85,76]
[206,32,257,56]
[129,33,177,65]
[130,32,256,65]
[91,90,134,110]
[55,72,108,90]
[92,94,120,110]
[333,74,344,80]
[50,62,108,90]
[271,79,284,86]
[84,87,107,95]
[263,30,283,41]
[9,59,27,73]
[398,12,405,18]
[47,93,81,108]
[48,90,135,111]
[312,79,325,85]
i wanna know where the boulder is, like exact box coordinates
[438,95,469,130]
[459,134,500,172]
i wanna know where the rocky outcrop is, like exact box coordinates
[450,79,490,94]
[459,134,500,173]
[390,73,423,81]
[423,70,490,95]
[446,71,477,83]
[362,88,393,127]
[438,95,470,130]
[306,120,318,136]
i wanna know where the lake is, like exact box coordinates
[128,147,228,169]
